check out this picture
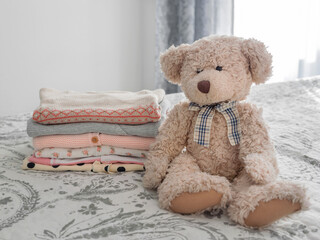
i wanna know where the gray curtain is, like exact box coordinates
[155,0,234,93]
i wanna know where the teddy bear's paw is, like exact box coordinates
[244,153,278,185]
[142,171,163,189]
[143,156,170,189]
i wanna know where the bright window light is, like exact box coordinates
[234,0,320,83]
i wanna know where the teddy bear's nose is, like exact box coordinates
[197,80,210,93]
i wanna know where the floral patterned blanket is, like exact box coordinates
[1,78,320,240]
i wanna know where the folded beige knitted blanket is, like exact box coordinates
[32,88,165,125]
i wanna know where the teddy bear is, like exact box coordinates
[143,35,307,228]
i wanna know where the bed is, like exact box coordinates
[0,77,319,240]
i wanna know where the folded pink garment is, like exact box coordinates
[34,145,148,159]
[29,155,145,166]
[33,133,155,151]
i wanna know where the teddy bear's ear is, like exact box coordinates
[241,38,273,84]
[160,44,190,85]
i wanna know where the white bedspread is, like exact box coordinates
[0,78,319,240]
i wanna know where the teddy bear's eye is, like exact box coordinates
[196,69,203,74]
[216,66,223,71]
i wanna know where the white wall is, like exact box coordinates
[0,0,155,116]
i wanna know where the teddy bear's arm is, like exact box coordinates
[238,103,279,184]
[143,102,193,189]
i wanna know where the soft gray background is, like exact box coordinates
[1,0,320,117]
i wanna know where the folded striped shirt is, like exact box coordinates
[28,155,145,166]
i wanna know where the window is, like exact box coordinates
[234,0,320,83]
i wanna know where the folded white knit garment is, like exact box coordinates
[32,88,165,125]
[38,88,165,109]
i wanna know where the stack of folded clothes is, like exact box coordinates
[23,88,168,173]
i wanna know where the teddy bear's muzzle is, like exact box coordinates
[197,80,210,93]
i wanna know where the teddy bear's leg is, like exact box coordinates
[228,171,307,228]
[158,152,232,214]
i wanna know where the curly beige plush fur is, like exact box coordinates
[143,35,307,227]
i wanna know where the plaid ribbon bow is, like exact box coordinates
[189,101,241,147]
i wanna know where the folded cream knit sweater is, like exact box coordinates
[33,88,165,125]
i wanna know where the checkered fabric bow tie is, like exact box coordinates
[189,101,241,147]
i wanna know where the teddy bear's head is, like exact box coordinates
[160,35,272,105]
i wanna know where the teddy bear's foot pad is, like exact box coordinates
[244,199,301,228]
[170,189,223,214]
